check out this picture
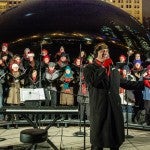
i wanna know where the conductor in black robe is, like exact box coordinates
[83,43,146,150]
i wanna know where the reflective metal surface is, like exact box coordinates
[0,0,149,58]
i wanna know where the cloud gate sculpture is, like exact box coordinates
[0,0,150,61]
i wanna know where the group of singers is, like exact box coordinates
[0,42,150,126]
[0,43,91,121]
[1,42,150,150]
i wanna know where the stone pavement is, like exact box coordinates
[0,123,150,150]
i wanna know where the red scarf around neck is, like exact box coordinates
[95,58,112,76]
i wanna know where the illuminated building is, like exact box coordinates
[6,0,25,8]
[0,1,7,13]
[102,0,143,23]
[0,0,25,13]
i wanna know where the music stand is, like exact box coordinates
[20,88,46,125]
[19,87,60,150]
[20,88,46,102]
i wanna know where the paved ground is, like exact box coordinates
[0,122,150,150]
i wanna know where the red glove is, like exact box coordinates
[102,58,113,68]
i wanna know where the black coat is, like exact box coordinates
[83,63,144,148]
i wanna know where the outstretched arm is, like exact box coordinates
[120,77,144,90]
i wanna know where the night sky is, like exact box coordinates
[143,0,150,17]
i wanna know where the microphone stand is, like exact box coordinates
[73,94,87,150]
[73,43,85,137]
[38,41,43,88]
[73,95,86,136]
[73,43,87,149]
[0,72,7,79]
[125,50,134,139]
[83,95,87,150]
[36,40,44,124]
[38,39,51,88]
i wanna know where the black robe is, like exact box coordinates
[83,63,144,148]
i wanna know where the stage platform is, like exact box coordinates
[0,122,150,150]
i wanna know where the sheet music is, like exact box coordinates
[20,88,45,102]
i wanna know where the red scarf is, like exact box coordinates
[95,58,111,76]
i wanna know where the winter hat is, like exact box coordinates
[147,65,150,70]
[48,62,56,67]
[133,60,142,65]
[2,43,8,47]
[65,66,72,78]
[60,52,68,57]
[87,55,93,61]
[94,43,109,58]
[119,55,126,60]
[65,65,71,71]
[123,65,130,72]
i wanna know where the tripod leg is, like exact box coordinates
[45,116,61,131]
[27,144,37,150]
[33,144,37,150]
[73,102,84,136]
[22,114,37,128]
[47,138,58,150]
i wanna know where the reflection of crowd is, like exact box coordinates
[0,42,150,126]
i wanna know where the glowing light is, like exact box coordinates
[24,13,34,17]
[17,38,23,41]
[31,35,39,38]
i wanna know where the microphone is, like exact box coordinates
[127,48,135,56]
